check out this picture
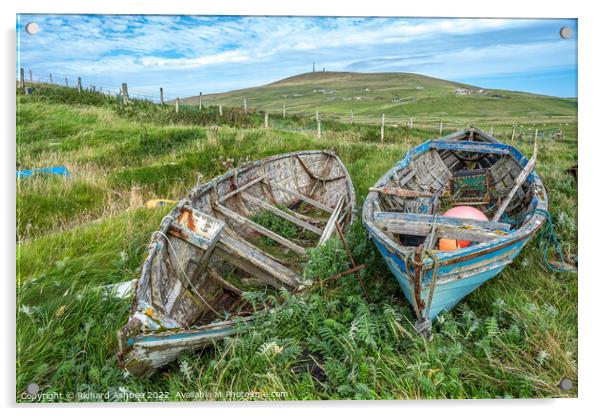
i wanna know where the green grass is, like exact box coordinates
[16,82,577,401]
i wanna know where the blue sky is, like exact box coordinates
[16,15,578,99]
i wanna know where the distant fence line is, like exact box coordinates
[18,67,570,142]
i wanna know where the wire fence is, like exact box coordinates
[17,67,574,142]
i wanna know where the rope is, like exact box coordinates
[153,231,225,319]
[512,208,573,273]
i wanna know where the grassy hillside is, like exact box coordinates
[17,84,577,401]
[183,72,577,124]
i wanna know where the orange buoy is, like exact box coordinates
[438,206,488,251]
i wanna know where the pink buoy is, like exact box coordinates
[438,206,488,251]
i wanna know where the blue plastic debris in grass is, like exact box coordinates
[16,165,71,179]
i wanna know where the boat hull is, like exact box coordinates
[370,232,531,320]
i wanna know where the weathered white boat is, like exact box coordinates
[117,150,355,377]
[362,128,547,334]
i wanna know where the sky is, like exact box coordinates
[16,15,578,100]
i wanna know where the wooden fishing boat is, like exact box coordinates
[117,150,355,377]
[362,128,547,334]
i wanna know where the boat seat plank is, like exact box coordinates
[373,211,511,232]
[374,218,507,243]
[241,192,323,235]
[219,176,264,203]
[214,203,306,256]
[216,234,299,288]
[268,181,334,213]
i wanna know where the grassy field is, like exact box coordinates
[16,82,577,401]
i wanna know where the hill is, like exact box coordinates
[182,71,577,123]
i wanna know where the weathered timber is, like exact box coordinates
[269,181,334,213]
[369,186,435,198]
[319,196,345,245]
[241,192,322,235]
[214,203,306,255]
[219,176,264,202]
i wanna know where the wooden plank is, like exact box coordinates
[319,196,345,245]
[214,203,306,255]
[369,186,435,198]
[374,219,506,243]
[241,192,322,235]
[373,211,511,232]
[268,181,334,213]
[219,176,264,202]
[430,140,511,155]
[216,234,299,288]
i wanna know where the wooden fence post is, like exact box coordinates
[29,69,33,83]
[159,87,164,107]
[264,112,269,128]
[176,97,180,113]
[77,77,82,93]
[243,98,247,114]
[282,101,286,118]
[409,117,413,130]
[439,119,443,135]
[65,77,68,87]
[350,110,353,125]
[380,113,385,142]
[121,83,129,104]
[316,109,321,139]
[219,105,223,116]
[19,68,25,90]
[199,92,203,110]
[490,125,494,135]
[534,128,538,142]
[49,73,53,84]
[511,125,516,141]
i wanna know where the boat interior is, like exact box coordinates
[367,129,537,250]
[134,151,355,329]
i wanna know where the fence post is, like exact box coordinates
[316,109,321,139]
[409,117,413,130]
[534,128,538,142]
[199,92,203,110]
[29,69,33,83]
[439,119,443,135]
[243,98,247,114]
[49,73,53,84]
[159,87,164,107]
[350,110,353,125]
[77,77,82,93]
[264,112,269,128]
[282,101,286,118]
[121,83,129,104]
[511,125,516,142]
[381,113,385,142]
[19,68,25,90]
[176,97,180,113]
[490,125,494,135]
[65,77,68,87]
[219,105,223,116]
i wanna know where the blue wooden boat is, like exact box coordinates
[362,128,547,334]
